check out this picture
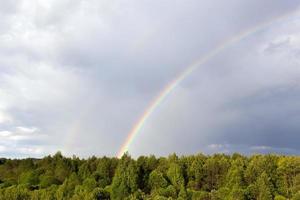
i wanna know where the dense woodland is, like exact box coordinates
[0,152,300,200]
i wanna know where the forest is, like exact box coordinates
[0,152,300,200]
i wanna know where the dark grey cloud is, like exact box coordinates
[0,0,300,157]
[131,16,300,157]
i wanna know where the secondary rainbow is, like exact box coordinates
[117,9,300,158]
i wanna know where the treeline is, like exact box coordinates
[0,152,300,200]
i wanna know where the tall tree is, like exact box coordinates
[111,153,138,200]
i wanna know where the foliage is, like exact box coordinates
[0,152,299,199]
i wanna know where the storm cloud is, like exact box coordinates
[1,0,300,157]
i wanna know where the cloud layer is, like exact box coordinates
[1,0,300,157]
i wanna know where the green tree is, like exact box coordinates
[292,191,300,200]
[39,175,60,188]
[256,172,273,200]
[19,170,39,188]
[56,172,81,199]
[275,195,287,200]
[167,163,185,190]
[111,153,139,200]
[187,154,206,190]
[148,170,168,191]
[203,155,230,191]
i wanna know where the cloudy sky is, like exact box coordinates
[1,0,300,158]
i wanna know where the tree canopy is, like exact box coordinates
[0,152,299,199]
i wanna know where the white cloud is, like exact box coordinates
[0,111,12,124]
[208,144,227,149]
[251,145,272,150]
[0,126,44,141]
[16,146,44,155]
[0,126,47,157]
[0,144,44,157]
[16,126,39,134]
[0,131,13,137]
[0,145,7,153]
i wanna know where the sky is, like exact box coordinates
[1,0,300,158]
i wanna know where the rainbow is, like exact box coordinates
[117,9,300,158]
